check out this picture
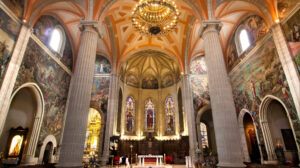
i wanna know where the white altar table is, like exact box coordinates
[137,155,164,166]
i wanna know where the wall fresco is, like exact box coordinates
[91,77,110,113]
[161,74,174,88]
[95,55,111,74]
[282,9,300,74]
[14,38,71,148]
[277,0,299,20]
[227,15,268,71]
[190,56,210,113]
[142,76,158,89]
[0,8,21,85]
[33,15,73,70]
[125,73,139,87]
[230,37,300,149]
[2,0,24,19]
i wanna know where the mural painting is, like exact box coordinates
[227,15,268,71]
[14,38,71,150]
[190,56,210,113]
[161,74,174,88]
[142,75,158,89]
[277,0,299,20]
[282,9,300,74]
[94,55,111,74]
[33,15,73,70]
[2,0,24,19]
[0,8,21,85]
[125,73,139,87]
[230,37,300,150]
[91,77,110,113]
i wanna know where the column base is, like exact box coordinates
[217,162,246,168]
[261,160,278,165]
[100,156,109,166]
[56,162,83,168]
[23,155,38,165]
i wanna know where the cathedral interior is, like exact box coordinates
[0,0,299,168]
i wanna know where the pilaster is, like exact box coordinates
[271,24,300,117]
[101,73,119,165]
[0,24,31,135]
[181,74,198,164]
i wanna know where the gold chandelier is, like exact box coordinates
[132,0,179,36]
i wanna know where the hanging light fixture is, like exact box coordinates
[132,0,179,36]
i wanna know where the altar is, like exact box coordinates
[137,155,163,166]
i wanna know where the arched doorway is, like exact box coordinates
[260,96,299,165]
[83,108,102,163]
[38,134,57,164]
[0,83,44,164]
[244,113,260,163]
[238,109,262,163]
[117,88,123,134]
[196,105,217,163]
[178,88,184,134]
[42,142,53,164]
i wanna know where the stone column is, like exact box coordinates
[199,20,245,168]
[101,73,119,165]
[0,24,31,135]
[271,24,300,117]
[57,21,100,167]
[181,74,198,163]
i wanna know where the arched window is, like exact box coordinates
[49,26,65,54]
[145,98,155,131]
[200,122,209,148]
[165,97,175,134]
[239,29,251,52]
[125,97,135,134]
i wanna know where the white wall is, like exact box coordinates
[0,87,36,155]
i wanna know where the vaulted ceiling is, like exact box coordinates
[20,0,299,73]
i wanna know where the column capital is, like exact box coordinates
[199,19,223,38]
[78,20,102,38]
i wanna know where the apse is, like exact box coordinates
[115,50,189,163]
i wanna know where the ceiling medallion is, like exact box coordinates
[132,0,179,36]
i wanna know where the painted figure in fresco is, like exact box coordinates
[291,24,300,42]
[278,2,288,19]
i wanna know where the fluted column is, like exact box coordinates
[200,20,245,168]
[0,24,31,135]
[57,21,100,167]
[260,121,277,164]
[181,75,198,163]
[271,24,300,117]
[101,73,119,165]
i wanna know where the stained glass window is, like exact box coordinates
[200,122,209,148]
[165,97,175,134]
[125,97,135,134]
[239,29,251,52]
[145,98,155,131]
